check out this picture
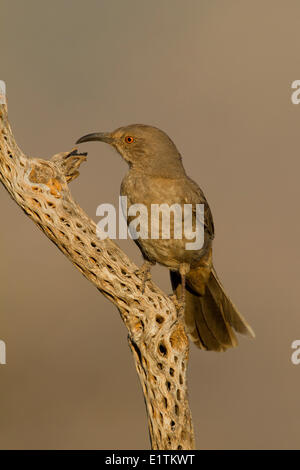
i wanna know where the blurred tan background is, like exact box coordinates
[1,0,300,450]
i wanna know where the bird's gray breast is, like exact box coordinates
[120,171,211,269]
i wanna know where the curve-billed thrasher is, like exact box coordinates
[76,125,254,351]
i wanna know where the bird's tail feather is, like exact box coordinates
[170,267,255,352]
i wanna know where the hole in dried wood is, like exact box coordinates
[103,290,114,301]
[61,244,70,255]
[32,198,41,207]
[158,342,168,357]
[130,339,143,365]
[43,224,55,237]
[156,315,164,324]
[88,271,97,281]
[32,211,41,221]
[74,262,84,274]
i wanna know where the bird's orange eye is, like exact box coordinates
[125,136,134,144]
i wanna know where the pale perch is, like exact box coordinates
[0,83,195,450]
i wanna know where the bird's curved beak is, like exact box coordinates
[76,132,113,145]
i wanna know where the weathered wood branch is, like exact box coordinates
[0,85,195,450]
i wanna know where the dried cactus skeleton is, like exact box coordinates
[0,86,195,450]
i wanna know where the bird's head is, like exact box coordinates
[76,124,184,175]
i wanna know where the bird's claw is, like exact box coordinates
[168,293,179,307]
[169,294,185,321]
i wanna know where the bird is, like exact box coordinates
[76,124,255,351]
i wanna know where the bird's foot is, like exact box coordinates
[168,293,179,308]
[135,261,153,294]
[169,294,185,321]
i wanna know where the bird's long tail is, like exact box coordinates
[170,267,255,352]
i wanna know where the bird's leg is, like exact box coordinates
[135,259,155,294]
[177,263,190,320]
[178,273,186,320]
